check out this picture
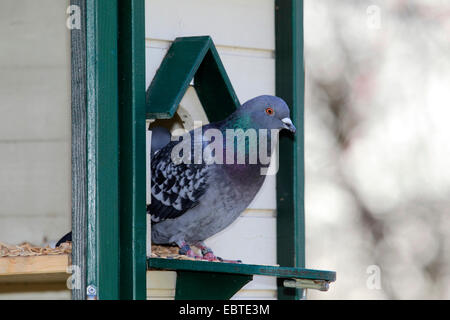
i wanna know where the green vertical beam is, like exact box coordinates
[118,0,147,300]
[86,0,120,300]
[275,0,305,300]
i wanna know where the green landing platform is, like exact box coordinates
[147,257,336,300]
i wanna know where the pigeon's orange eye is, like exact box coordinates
[265,107,274,115]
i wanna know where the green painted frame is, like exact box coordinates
[85,0,120,300]
[275,0,306,300]
[118,0,147,300]
[75,0,147,300]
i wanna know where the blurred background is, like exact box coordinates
[304,0,450,299]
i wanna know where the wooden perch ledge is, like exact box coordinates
[0,242,71,285]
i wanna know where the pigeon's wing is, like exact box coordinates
[150,126,171,155]
[147,141,209,224]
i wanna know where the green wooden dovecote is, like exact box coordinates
[72,0,336,301]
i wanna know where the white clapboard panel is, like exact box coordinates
[145,0,276,300]
[147,271,177,300]
[0,141,71,218]
[0,1,69,68]
[0,290,70,300]
[0,216,70,246]
[0,67,70,141]
[145,0,274,50]
[145,43,275,101]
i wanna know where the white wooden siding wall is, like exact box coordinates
[145,0,278,300]
[0,0,71,299]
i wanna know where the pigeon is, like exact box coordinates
[148,95,296,261]
[56,231,72,247]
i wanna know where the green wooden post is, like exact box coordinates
[85,0,120,300]
[118,0,147,300]
[275,0,305,300]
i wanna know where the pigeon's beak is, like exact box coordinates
[281,117,296,134]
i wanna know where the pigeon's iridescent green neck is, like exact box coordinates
[214,110,274,163]
[220,110,254,132]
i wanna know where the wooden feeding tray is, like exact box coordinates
[0,242,71,293]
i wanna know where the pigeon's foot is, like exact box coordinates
[194,242,219,261]
[194,242,242,263]
[177,242,202,259]
[199,245,219,261]
[202,252,218,261]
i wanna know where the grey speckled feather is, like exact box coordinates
[147,95,296,247]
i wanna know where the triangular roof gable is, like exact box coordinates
[146,36,240,122]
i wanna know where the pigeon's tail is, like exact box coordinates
[56,231,72,247]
